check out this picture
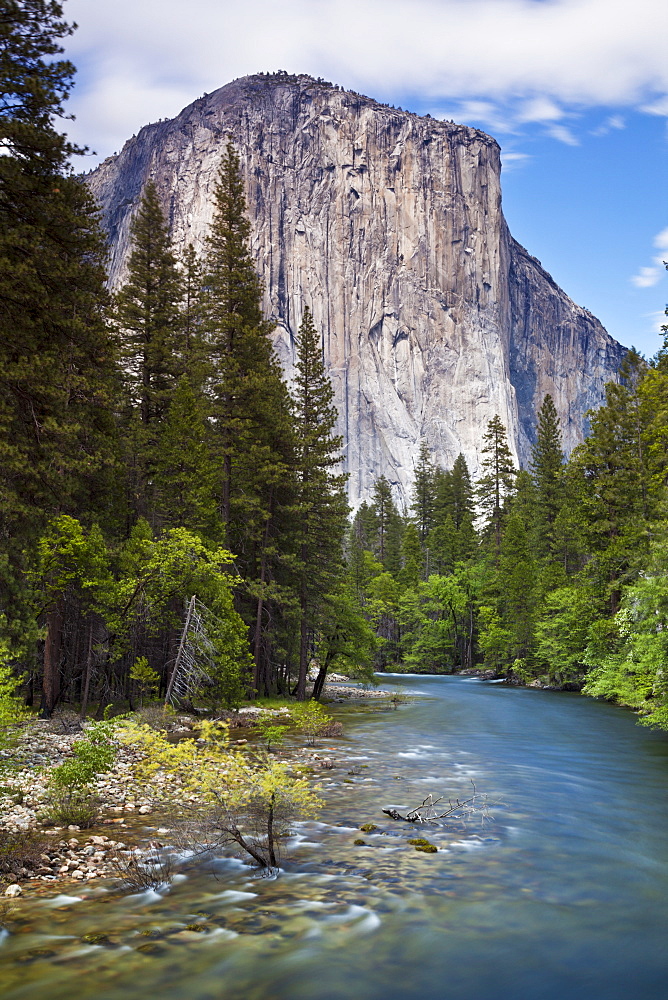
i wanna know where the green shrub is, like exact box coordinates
[40,788,99,828]
[254,716,290,751]
[42,719,118,827]
[291,701,334,746]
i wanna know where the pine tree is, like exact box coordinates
[450,454,478,562]
[114,181,183,427]
[291,307,349,700]
[203,142,296,693]
[476,416,516,555]
[0,1,118,699]
[572,349,652,611]
[370,475,402,572]
[498,508,537,668]
[411,442,436,541]
[152,377,218,537]
[399,522,423,589]
[530,395,565,558]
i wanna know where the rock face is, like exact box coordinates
[86,73,625,506]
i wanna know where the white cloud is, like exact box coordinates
[645,311,667,344]
[62,0,668,160]
[631,229,668,288]
[545,123,579,145]
[640,95,668,116]
[516,97,565,124]
[500,151,531,170]
[653,228,668,253]
[631,266,662,289]
[590,114,626,135]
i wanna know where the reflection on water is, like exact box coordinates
[1,676,667,1000]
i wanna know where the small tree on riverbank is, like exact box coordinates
[117,719,322,870]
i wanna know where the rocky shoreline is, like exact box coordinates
[0,679,395,898]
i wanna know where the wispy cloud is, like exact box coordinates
[500,151,531,171]
[590,114,626,136]
[545,124,579,145]
[631,228,668,288]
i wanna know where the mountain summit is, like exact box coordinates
[87,73,624,504]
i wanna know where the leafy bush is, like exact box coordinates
[40,788,99,828]
[291,701,335,745]
[42,719,118,826]
[254,716,290,751]
[116,719,321,870]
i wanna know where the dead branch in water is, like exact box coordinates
[382,781,494,826]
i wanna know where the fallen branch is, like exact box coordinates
[383,782,494,826]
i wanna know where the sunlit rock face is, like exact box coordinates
[87,73,625,506]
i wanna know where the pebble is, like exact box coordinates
[4,884,22,897]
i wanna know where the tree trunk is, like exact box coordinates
[296,612,308,701]
[266,793,277,868]
[41,596,65,717]
[79,621,94,720]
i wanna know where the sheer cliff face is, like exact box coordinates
[87,74,624,505]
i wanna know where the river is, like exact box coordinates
[1,675,667,1000]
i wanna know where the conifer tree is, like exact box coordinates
[497,508,537,669]
[203,142,295,693]
[530,395,565,558]
[571,349,652,611]
[370,475,403,572]
[399,523,423,589]
[476,416,516,555]
[115,181,183,427]
[0,1,118,678]
[291,307,349,700]
[450,454,478,561]
[411,442,436,541]
[152,377,218,537]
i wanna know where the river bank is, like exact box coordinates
[0,679,396,899]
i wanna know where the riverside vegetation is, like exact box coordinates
[1,0,668,895]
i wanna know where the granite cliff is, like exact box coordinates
[86,73,625,506]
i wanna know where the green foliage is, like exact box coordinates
[116,719,321,869]
[476,415,516,555]
[254,716,290,751]
[410,442,436,541]
[291,700,333,745]
[47,720,116,791]
[129,657,160,706]
[42,718,118,827]
[292,306,349,699]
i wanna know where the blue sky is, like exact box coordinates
[63,0,668,357]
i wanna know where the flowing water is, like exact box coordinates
[1,676,668,1000]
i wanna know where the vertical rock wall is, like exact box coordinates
[86,73,625,507]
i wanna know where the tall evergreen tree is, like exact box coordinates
[476,415,516,555]
[411,441,436,541]
[571,349,652,611]
[530,395,565,558]
[114,180,183,428]
[203,142,296,693]
[370,475,402,572]
[291,307,349,700]
[0,1,118,704]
